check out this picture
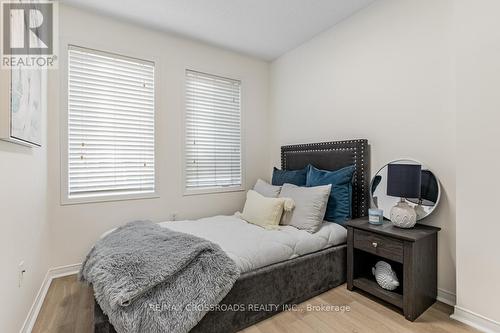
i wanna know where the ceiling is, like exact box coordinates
[62,0,375,60]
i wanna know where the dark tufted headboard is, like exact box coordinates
[281,139,370,218]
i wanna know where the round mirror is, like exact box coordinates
[371,159,440,221]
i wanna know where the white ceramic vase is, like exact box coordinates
[390,200,416,228]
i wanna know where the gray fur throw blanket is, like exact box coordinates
[79,221,240,333]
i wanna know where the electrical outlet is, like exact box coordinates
[18,261,26,288]
[171,213,177,221]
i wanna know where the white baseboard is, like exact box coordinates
[19,270,52,333]
[47,263,81,279]
[437,288,456,306]
[20,263,82,333]
[451,306,500,333]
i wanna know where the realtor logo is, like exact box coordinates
[1,0,58,68]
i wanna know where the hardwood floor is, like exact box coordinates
[32,275,94,333]
[33,275,477,333]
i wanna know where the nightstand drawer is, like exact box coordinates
[353,229,403,263]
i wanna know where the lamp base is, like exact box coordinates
[390,200,417,228]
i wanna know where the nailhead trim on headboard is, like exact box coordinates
[280,139,369,218]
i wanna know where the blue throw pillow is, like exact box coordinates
[272,167,307,186]
[306,164,355,225]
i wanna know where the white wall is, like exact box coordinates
[269,0,457,298]
[0,76,50,331]
[454,0,500,328]
[47,5,270,267]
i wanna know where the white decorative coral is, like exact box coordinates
[372,261,399,291]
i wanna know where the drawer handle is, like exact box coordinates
[372,242,378,248]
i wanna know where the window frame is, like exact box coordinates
[182,69,245,196]
[60,43,159,205]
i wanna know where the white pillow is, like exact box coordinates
[253,179,281,198]
[279,183,331,233]
[240,190,286,229]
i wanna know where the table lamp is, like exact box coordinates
[387,163,421,228]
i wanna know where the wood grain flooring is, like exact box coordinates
[33,275,477,333]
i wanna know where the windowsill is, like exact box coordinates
[61,191,160,205]
[183,186,245,196]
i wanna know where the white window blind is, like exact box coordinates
[67,46,155,199]
[185,70,242,191]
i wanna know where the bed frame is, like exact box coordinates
[94,139,370,333]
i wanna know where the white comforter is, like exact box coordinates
[159,215,347,273]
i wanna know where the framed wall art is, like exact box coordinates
[0,67,44,147]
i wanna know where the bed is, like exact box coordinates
[94,139,370,333]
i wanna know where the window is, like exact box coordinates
[185,70,242,193]
[65,46,155,202]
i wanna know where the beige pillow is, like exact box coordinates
[253,179,281,198]
[279,183,331,233]
[240,190,288,229]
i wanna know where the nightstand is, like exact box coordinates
[346,217,441,321]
